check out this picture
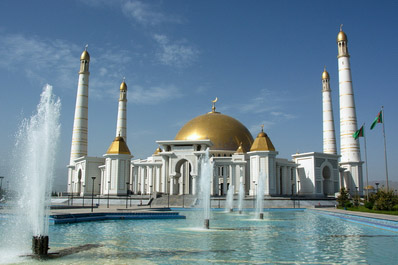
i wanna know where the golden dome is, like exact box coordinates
[322,68,330,80]
[80,50,90,61]
[337,30,347,42]
[153,147,162,155]
[175,111,254,151]
[120,81,127,91]
[235,142,246,154]
[250,129,275,152]
[106,136,131,155]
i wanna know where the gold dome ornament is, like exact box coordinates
[337,24,347,42]
[175,98,254,151]
[250,125,275,152]
[322,66,330,80]
[80,44,90,61]
[120,77,127,91]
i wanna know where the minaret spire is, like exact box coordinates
[116,78,128,141]
[322,67,337,154]
[337,27,363,194]
[69,47,90,165]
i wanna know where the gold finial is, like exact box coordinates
[211,97,218,112]
[261,124,264,132]
[340,24,343,32]
[324,65,326,72]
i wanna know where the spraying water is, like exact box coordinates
[225,185,234,212]
[256,172,266,219]
[199,148,212,228]
[0,84,61,259]
[238,177,245,213]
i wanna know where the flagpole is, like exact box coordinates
[363,123,369,201]
[381,106,389,191]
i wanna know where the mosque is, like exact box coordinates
[67,27,363,199]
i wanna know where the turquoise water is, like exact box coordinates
[3,210,398,264]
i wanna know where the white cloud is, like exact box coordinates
[153,34,198,68]
[128,84,182,104]
[122,0,180,26]
[0,34,79,90]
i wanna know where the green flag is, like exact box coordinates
[353,125,364,140]
[370,111,383,130]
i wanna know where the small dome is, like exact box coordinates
[322,69,330,80]
[250,129,275,152]
[106,136,131,155]
[153,147,162,155]
[337,30,347,42]
[80,50,90,61]
[175,111,254,151]
[120,81,127,91]
[235,142,246,154]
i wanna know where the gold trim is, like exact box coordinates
[338,68,351,71]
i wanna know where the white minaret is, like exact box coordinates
[116,79,128,141]
[337,25,363,194]
[69,47,90,165]
[322,67,337,154]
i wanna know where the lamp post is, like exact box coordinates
[71,181,74,206]
[182,182,185,208]
[107,180,110,208]
[91,177,96,212]
[82,184,85,207]
[68,183,71,206]
[255,183,257,209]
[149,185,153,208]
[167,179,170,208]
[126,182,130,209]
[0,176,4,193]
[375,182,379,193]
[98,183,101,206]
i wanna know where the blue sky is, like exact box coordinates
[0,0,397,190]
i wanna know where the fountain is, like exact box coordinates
[256,172,265,219]
[2,84,60,259]
[199,148,212,229]
[238,177,244,214]
[225,184,234,212]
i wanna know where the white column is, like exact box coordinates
[116,81,127,141]
[337,28,363,193]
[322,68,337,154]
[69,49,90,165]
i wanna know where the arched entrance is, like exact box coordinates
[175,159,193,195]
[322,165,333,195]
[77,169,82,195]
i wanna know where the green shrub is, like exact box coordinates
[373,190,397,211]
[337,187,350,207]
[364,201,373,209]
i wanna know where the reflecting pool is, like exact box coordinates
[1,210,398,264]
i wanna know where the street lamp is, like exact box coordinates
[255,183,257,209]
[149,185,153,208]
[167,179,170,208]
[126,182,130,209]
[182,182,185,208]
[98,183,101,206]
[82,184,85,207]
[68,183,71,206]
[91,177,96,212]
[0,176,4,192]
[107,180,110,208]
[71,181,74,206]
[375,182,379,193]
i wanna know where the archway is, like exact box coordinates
[77,169,82,195]
[175,159,193,195]
[322,166,333,195]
